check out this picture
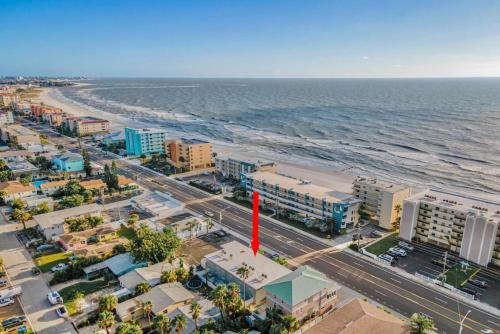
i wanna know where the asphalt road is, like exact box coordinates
[28,122,500,334]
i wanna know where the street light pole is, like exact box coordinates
[458,309,471,334]
[219,206,231,225]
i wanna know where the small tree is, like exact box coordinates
[11,198,26,210]
[135,282,152,296]
[99,294,118,312]
[205,218,214,234]
[128,213,139,227]
[116,321,143,334]
[282,315,300,334]
[35,201,51,214]
[73,291,85,313]
[82,149,92,176]
[160,270,178,283]
[236,263,253,307]
[153,314,172,334]
[11,208,31,230]
[142,300,153,325]
[410,313,435,334]
[97,310,115,334]
[190,301,202,330]
[173,314,187,334]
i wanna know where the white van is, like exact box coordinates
[398,241,414,252]
[390,247,407,257]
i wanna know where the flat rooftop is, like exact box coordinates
[34,203,102,229]
[204,241,291,290]
[217,154,275,166]
[180,138,210,145]
[354,176,409,193]
[125,127,167,135]
[4,124,38,136]
[6,160,38,173]
[411,189,500,222]
[246,171,355,204]
[131,191,184,215]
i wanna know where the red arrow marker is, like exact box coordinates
[251,191,260,256]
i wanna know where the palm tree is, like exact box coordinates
[187,220,197,239]
[410,313,435,334]
[98,294,118,312]
[153,314,172,334]
[135,282,152,295]
[11,208,31,230]
[190,301,202,330]
[393,204,403,230]
[142,300,154,325]
[116,321,143,334]
[205,218,214,234]
[72,291,85,313]
[282,315,300,334]
[161,269,178,283]
[173,314,187,334]
[236,263,253,307]
[97,310,115,334]
[209,284,228,322]
[128,213,139,227]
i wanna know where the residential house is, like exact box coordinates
[264,266,339,321]
[118,260,181,292]
[5,160,39,178]
[116,282,194,322]
[0,181,37,202]
[83,252,148,280]
[202,241,291,304]
[58,223,124,257]
[305,298,410,334]
[33,203,102,240]
[40,180,69,195]
[0,124,41,146]
[168,298,220,333]
[52,152,84,173]
[0,111,14,125]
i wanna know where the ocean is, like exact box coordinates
[58,78,500,196]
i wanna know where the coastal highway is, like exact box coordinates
[28,122,500,334]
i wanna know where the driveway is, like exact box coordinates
[0,221,77,334]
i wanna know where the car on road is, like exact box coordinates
[398,241,414,251]
[1,316,27,329]
[0,298,14,308]
[468,279,488,289]
[204,211,214,217]
[56,306,69,318]
[51,263,69,272]
[481,329,494,334]
[0,279,8,287]
[47,291,63,305]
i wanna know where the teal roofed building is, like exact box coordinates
[52,152,84,172]
[263,266,339,322]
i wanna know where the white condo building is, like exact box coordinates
[353,176,412,230]
[400,189,500,266]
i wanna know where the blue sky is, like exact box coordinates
[1,0,500,78]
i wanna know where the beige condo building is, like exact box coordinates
[353,176,412,230]
[164,138,213,171]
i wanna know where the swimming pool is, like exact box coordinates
[32,180,48,189]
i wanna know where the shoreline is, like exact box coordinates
[37,87,356,192]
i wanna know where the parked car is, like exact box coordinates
[36,244,56,252]
[468,279,489,289]
[56,306,69,318]
[459,287,478,296]
[0,271,6,277]
[25,238,44,248]
[398,241,414,251]
[431,259,453,269]
[370,230,383,238]
[0,298,14,308]
[352,234,363,241]
[0,279,8,287]
[51,263,68,272]
[31,267,41,276]
[1,316,27,329]
[204,211,214,217]
[386,250,401,260]
[47,291,63,305]
[389,247,407,257]
[378,254,396,265]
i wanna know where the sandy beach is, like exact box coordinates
[37,87,356,192]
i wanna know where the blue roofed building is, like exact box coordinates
[52,152,84,172]
[263,266,339,321]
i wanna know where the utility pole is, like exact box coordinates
[357,220,361,249]
[441,251,448,286]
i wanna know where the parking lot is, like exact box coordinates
[366,236,500,307]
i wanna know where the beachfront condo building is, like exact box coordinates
[215,155,277,180]
[0,110,14,125]
[353,176,412,230]
[0,93,17,107]
[241,171,361,231]
[164,138,213,171]
[30,104,63,118]
[125,127,168,156]
[64,116,110,136]
[400,189,500,266]
[0,124,41,145]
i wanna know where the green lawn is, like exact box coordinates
[59,278,111,315]
[117,226,136,240]
[34,251,71,272]
[445,263,478,288]
[365,233,399,256]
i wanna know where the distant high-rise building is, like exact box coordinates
[124,127,168,156]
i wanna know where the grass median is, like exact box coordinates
[364,233,399,256]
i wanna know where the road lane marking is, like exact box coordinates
[434,297,448,305]
[487,320,500,327]
[374,290,387,297]
[390,278,402,284]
